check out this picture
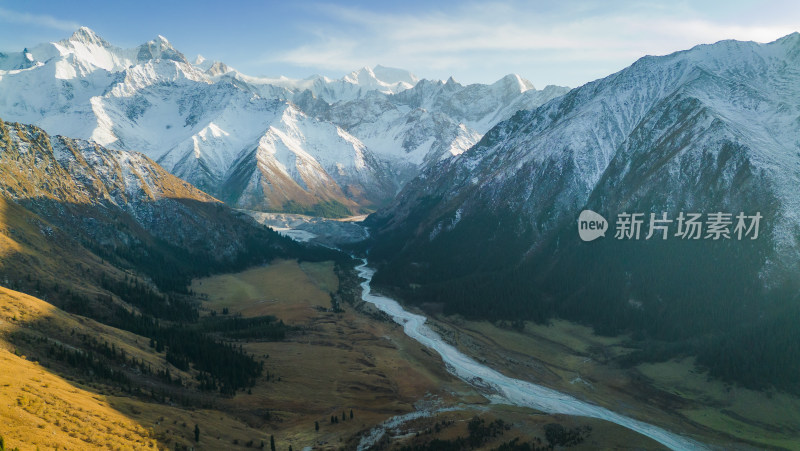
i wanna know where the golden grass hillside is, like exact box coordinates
[0,287,159,450]
[0,346,158,451]
[0,260,473,450]
[0,281,324,450]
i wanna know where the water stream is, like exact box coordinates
[356,261,704,451]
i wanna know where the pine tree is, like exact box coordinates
[342,411,346,422]
[194,424,200,442]
[270,435,276,451]
[350,409,354,420]
[315,421,319,431]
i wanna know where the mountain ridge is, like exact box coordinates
[0,27,568,215]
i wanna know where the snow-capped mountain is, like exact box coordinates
[235,65,419,104]
[309,75,568,177]
[367,34,800,364]
[0,27,568,214]
[216,104,397,212]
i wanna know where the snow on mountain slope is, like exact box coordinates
[0,29,398,213]
[308,75,569,184]
[368,33,800,329]
[221,105,396,212]
[183,62,566,188]
[0,27,198,142]
[236,65,419,104]
[0,27,570,214]
[97,76,397,211]
[0,47,37,71]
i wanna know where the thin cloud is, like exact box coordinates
[278,37,366,72]
[268,1,798,86]
[0,7,80,32]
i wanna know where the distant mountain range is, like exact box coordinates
[0,27,567,215]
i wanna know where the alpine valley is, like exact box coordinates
[1,24,800,451]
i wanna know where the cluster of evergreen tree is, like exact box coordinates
[396,417,588,451]
[12,332,153,391]
[46,342,132,387]
[396,416,512,451]
[332,260,363,307]
[541,424,588,448]
[55,296,263,395]
[199,315,289,341]
[99,273,197,322]
[466,417,511,448]
[162,332,262,395]
[695,309,800,393]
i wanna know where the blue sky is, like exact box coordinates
[1,0,798,88]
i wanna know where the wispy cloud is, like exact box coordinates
[268,1,798,86]
[0,7,80,32]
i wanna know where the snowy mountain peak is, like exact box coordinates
[344,66,375,83]
[492,74,535,93]
[343,65,419,92]
[206,61,233,76]
[775,31,800,52]
[343,66,389,87]
[43,27,133,74]
[137,35,187,64]
[68,26,108,47]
